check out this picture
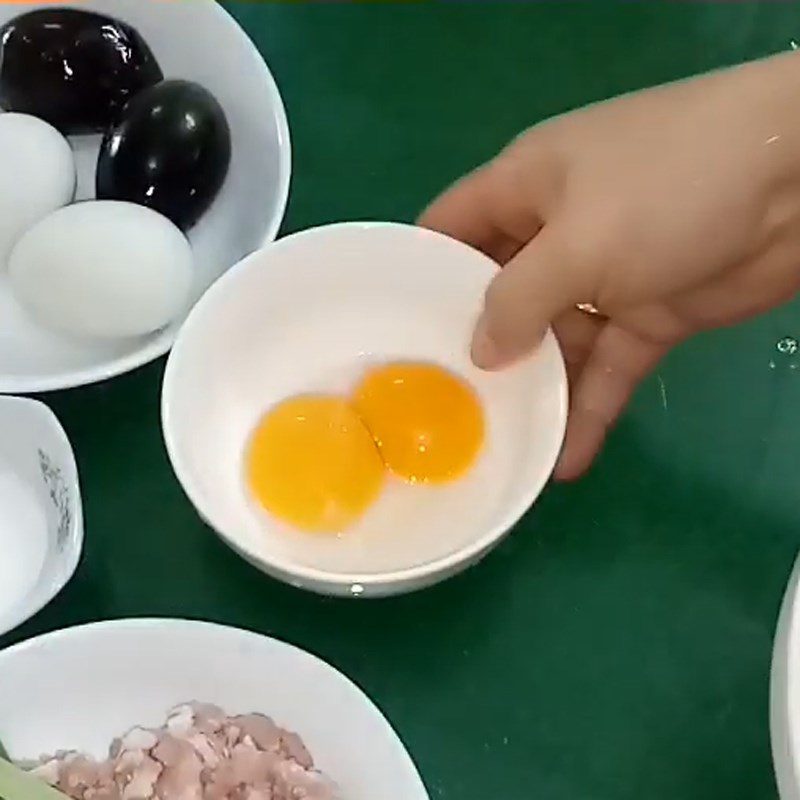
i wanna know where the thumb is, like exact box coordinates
[472,226,592,369]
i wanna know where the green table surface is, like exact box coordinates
[4,2,800,798]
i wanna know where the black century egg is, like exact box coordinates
[96,79,232,231]
[0,8,163,134]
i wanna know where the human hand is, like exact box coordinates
[420,53,800,479]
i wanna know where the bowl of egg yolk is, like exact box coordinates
[161,222,568,597]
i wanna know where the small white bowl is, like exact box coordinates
[0,0,291,394]
[0,396,83,636]
[772,553,800,799]
[0,619,429,800]
[162,222,568,597]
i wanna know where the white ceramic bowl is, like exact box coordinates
[0,619,429,800]
[0,396,83,636]
[772,553,800,799]
[0,0,291,394]
[162,222,568,597]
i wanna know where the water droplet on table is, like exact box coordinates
[776,336,798,355]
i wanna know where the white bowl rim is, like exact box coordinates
[0,617,429,797]
[0,395,84,635]
[0,1,292,396]
[772,553,800,800]
[161,220,569,590]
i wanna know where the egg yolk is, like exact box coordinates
[353,362,485,484]
[246,396,385,533]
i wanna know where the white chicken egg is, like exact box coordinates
[8,201,193,339]
[0,113,76,268]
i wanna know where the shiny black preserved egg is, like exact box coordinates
[96,80,232,231]
[0,8,163,134]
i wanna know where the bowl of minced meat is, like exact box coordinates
[0,620,429,800]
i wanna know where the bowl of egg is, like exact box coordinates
[162,222,568,597]
[0,0,290,393]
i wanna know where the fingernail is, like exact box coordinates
[471,314,507,370]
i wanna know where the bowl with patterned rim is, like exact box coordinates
[0,395,82,636]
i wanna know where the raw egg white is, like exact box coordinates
[0,113,75,268]
[8,201,193,339]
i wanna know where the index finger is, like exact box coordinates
[418,141,556,262]
[418,164,508,255]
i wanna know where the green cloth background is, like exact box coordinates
[5,3,800,798]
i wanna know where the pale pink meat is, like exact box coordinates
[233,716,280,754]
[28,704,337,800]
